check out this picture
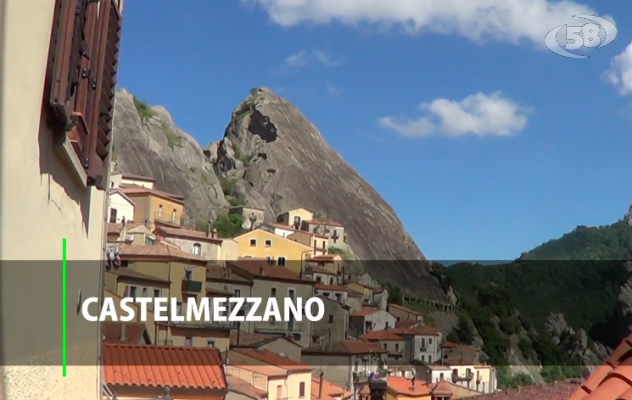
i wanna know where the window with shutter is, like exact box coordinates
[86,0,122,190]
[46,0,122,190]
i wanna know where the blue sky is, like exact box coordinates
[117,0,632,260]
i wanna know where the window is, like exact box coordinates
[335,293,342,302]
[129,286,137,298]
[328,315,334,323]
[192,243,201,255]
[176,301,183,316]
[46,0,121,190]
[276,385,283,400]
[429,338,433,344]
[185,270,192,280]
[265,239,272,247]
[250,239,257,247]
[395,344,399,352]
[158,205,163,217]
[440,373,444,380]
[293,333,301,341]
[293,216,301,227]
[172,209,177,222]
[299,382,306,398]
[141,287,148,297]
[385,322,389,329]
[145,237,155,245]
[207,340,215,348]
[153,289,161,297]
[109,208,118,223]
[322,241,326,249]
[316,276,322,283]
[329,277,334,284]
[421,355,425,362]
[235,289,241,297]
[185,337,192,347]
[278,257,286,266]
[271,288,277,297]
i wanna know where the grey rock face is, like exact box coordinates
[112,89,227,224]
[113,87,447,301]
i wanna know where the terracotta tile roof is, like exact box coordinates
[231,348,311,372]
[315,284,347,291]
[228,260,314,284]
[119,183,185,202]
[396,320,421,329]
[120,173,156,182]
[206,265,253,284]
[230,332,287,347]
[106,267,171,284]
[442,340,459,348]
[387,326,441,337]
[464,380,581,400]
[388,303,423,316]
[569,333,632,400]
[351,308,380,317]
[108,188,137,205]
[102,322,149,344]
[107,222,144,234]
[118,243,207,263]
[359,331,404,341]
[312,375,353,400]
[103,343,226,390]
[303,220,344,227]
[386,376,432,396]
[266,222,300,232]
[155,225,223,243]
[302,340,387,355]
[227,375,268,400]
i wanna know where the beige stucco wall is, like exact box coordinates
[0,0,116,398]
[250,279,314,348]
[120,177,154,189]
[107,192,135,223]
[258,339,302,363]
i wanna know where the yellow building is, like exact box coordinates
[117,243,233,352]
[1,0,123,397]
[226,348,313,400]
[119,183,185,228]
[233,228,314,273]
[287,230,328,255]
[345,282,373,302]
[305,254,344,274]
[276,208,314,229]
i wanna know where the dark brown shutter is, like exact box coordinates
[48,0,78,127]
[86,0,122,190]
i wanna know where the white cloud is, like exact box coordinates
[604,41,632,96]
[243,0,600,47]
[326,83,343,95]
[285,49,341,68]
[378,92,530,138]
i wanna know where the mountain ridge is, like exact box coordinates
[112,87,448,302]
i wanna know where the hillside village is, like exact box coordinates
[101,170,582,400]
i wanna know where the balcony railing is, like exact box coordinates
[181,279,203,293]
[154,211,184,226]
[253,320,305,333]
[452,370,474,382]
[353,369,388,383]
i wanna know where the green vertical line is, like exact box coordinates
[62,238,67,377]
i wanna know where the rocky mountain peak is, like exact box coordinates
[113,88,447,301]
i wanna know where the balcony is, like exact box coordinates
[354,369,388,383]
[452,370,474,383]
[253,320,305,333]
[181,279,203,293]
[154,211,184,227]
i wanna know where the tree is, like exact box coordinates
[210,213,247,238]
[328,246,353,261]
[384,283,403,305]
[454,314,476,344]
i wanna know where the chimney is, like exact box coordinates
[120,323,127,342]
[318,371,324,399]
[212,228,218,239]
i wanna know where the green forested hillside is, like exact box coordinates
[519,220,632,260]
[442,219,632,349]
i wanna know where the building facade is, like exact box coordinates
[1,0,123,398]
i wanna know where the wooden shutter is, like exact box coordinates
[48,0,78,127]
[86,0,122,190]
